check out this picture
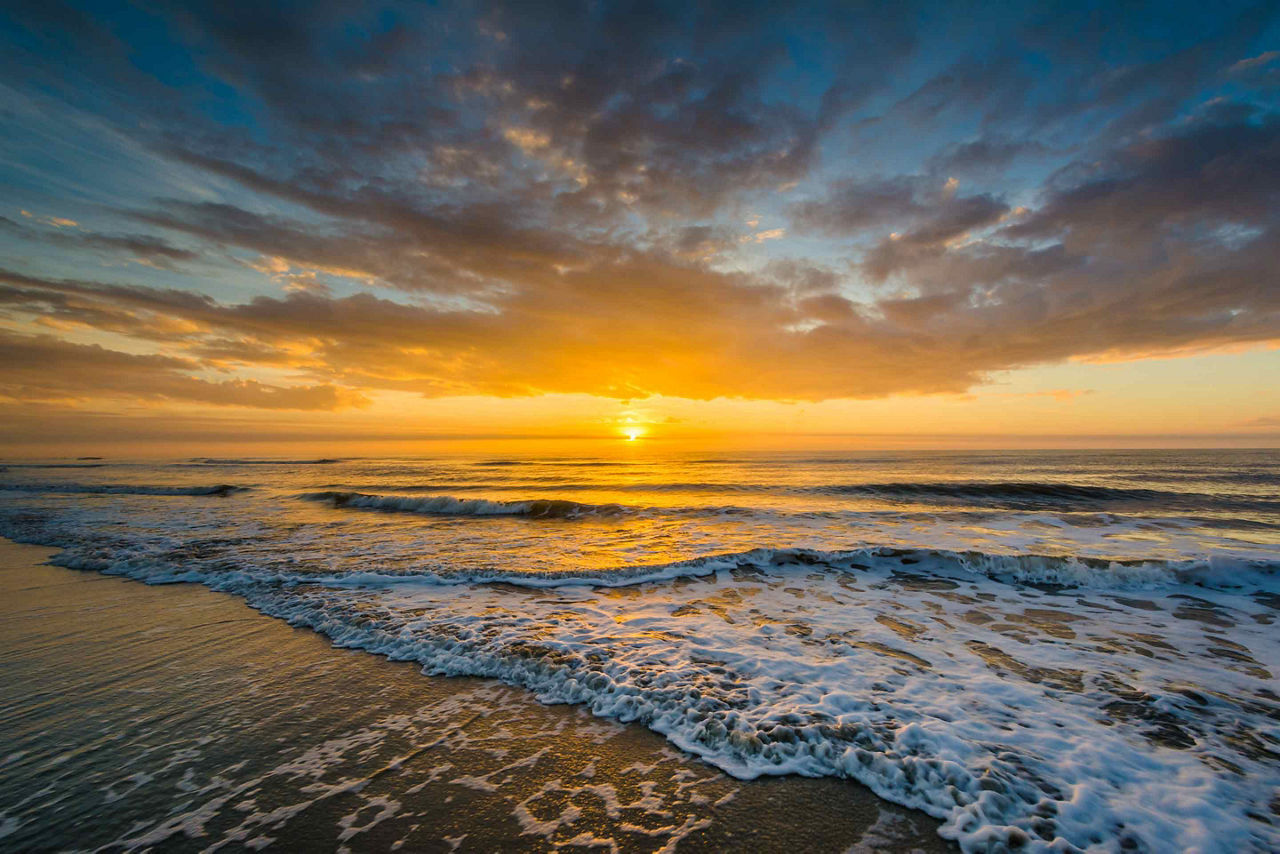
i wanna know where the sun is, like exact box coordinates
[617,413,647,441]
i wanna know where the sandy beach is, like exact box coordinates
[0,538,949,852]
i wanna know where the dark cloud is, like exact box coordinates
[1011,111,1280,242]
[790,176,1013,281]
[791,177,931,236]
[99,0,921,226]
[0,216,199,269]
[853,111,1280,362]
[926,138,1052,179]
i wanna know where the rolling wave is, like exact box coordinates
[814,480,1278,512]
[287,545,1280,593]
[298,490,631,518]
[299,479,1276,516]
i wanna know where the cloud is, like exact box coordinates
[747,228,786,243]
[0,330,367,410]
[994,388,1094,403]
[926,138,1052,179]
[0,1,1276,417]
[19,210,78,228]
[1,216,199,270]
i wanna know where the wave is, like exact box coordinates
[350,546,1279,593]
[473,459,636,468]
[295,488,1280,543]
[0,462,108,469]
[9,507,1273,596]
[814,480,1279,512]
[307,479,1278,515]
[298,490,631,519]
[1178,471,1280,486]
[134,525,1265,593]
[0,483,248,496]
[311,479,746,494]
[186,458,342,466]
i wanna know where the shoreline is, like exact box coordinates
[0,537,950,852]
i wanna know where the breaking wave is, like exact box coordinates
[298,490,631,519]
[291,545,1280,593]
[815,480,1279,512]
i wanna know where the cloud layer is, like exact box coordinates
[0,1,1277,413]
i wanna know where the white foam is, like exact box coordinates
[39,528,1269,852]
[244,561,1278,853]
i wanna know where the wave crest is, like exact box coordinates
[298,490,630,519]
[283,543,1279,593]
[816,480,1277,512]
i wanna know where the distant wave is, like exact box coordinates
[812,480,1279,512]
[473,459,633,467]
[298,490,631,519]
[0,462,108,469]
[0,483,248,496]
[186,458,342,466]
[1171,471,1280,486]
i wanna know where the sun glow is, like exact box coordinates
[623,427,644,441]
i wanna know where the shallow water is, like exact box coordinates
[1,449,1277,852]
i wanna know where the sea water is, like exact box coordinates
[1,449,1276,852]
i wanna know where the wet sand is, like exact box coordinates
[0,539,950,852]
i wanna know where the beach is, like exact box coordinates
[0,538,948,852]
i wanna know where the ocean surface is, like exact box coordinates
[1,449,1277,852]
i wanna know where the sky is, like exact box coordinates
[0,0,1278,454]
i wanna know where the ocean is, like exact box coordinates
[1,449,1277,852]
